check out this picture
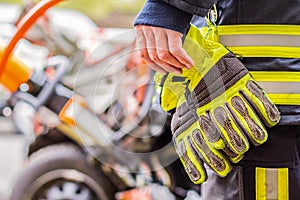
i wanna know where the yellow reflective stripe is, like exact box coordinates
[250,71,300,82]
[268,94,300,105]
[249,71,300,105]
[256,167,267,200]
[201,25,300,36]
[216,24,300,36]
[227,46,300,58]
[278,168,289,200]
[200,25,300,58]
[256,168,289,200]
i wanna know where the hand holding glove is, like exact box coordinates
[157,25,281,184]
[135,25,194,75]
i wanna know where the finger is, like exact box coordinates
[140,51,170,74]
[143,27,182,74]
[135,25,147,49]
[190,128,232,177]
[222,145,244,163]
[176,139,207,184]
[212,105,250,154]
[228,94,268,146]
[168,31,194,69]
[147,62,167,75]
[196,112,243,163]
[240,79,280,127]
[154,28,189,69]
[171,110,206,184]
[135,27,168,74]
[140,49,168,75]
[198,112,223,147]
[135,27,153,64]
[172,106,230,182]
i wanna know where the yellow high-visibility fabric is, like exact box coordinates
[200,24,300,105]
[250,71,300,105]
[202,25,300,36]
[256,167,267,200]
[255,167,289,200]
[278,168,289,200]
[201,24,300,58]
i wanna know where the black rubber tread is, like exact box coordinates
[9,142,116,200]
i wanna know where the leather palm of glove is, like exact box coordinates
[157,25,281,184]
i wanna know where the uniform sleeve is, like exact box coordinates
[134,0,193,34]
[162,0,217,16]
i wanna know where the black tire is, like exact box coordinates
[10,143,116,200]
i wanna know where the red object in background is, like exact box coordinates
[115,186,152,200]
[0,0,63,92]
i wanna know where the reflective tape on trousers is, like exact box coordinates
[255,167,289,200]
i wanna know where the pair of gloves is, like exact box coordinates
[156,25,281,184]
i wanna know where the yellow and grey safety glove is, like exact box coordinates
[156,25,281,184]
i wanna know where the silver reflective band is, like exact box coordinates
[257,82,300,94]
[266,168,279,200]
[219,34,300,47]
[256,168,289,200]
[199,25,300,58]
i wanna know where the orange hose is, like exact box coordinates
[0,0,64,78]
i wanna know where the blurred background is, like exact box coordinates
[2,0,145,28]
[0,0,145,199]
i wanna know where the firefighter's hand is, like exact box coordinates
[134,25,194,75]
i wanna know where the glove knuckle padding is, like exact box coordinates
[157,25,281,184]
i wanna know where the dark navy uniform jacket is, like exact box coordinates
[135,0,300,168]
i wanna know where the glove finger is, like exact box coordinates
[171,102,197,135]
[198,113,223,148]
[228,95,268,146]
[171,101,231,181]
[196,112,244,163]
[175,138,207,184]
[171,108,207,184]
[190,128,232,177]
[222,145,244,163]
[241,79,280,127]
[212,105,250,155]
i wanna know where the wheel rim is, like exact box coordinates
[45,181,91,200]
[23,169,109,200]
